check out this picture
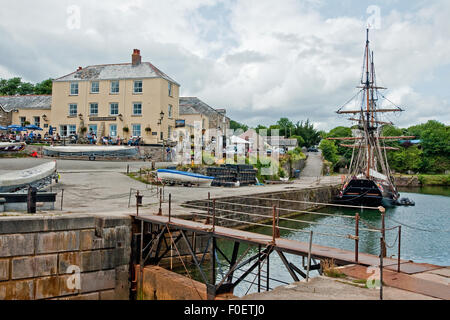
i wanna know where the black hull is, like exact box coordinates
[334,179,398,207]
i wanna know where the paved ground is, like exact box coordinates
[300,151,323,177]
[241,276,439,300]
[0,156,339,216]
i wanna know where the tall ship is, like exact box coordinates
[331,29,414,207]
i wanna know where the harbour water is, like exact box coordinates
[215,186,450,296]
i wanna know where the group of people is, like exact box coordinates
[0,131,60,143]
[85,130,141,146]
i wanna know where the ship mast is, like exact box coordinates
[365,29,371,177]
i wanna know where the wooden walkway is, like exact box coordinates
[136,214,442,272]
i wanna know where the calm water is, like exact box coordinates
[177,187,450,297]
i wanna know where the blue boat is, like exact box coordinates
[157,169,214,186]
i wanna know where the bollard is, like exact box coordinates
[61,189,64,211]
[27,186,37,214]
[135,191,143,216]
[355,213,360,262]
[158,190,162,216]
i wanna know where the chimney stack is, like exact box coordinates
[132,49,141,66]
[77,66,82,71]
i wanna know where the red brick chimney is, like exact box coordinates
[132,49,141,66]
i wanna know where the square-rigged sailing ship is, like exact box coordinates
[331,29,415,207]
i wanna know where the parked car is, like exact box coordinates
[307,147,319,152]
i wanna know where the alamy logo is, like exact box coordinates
[66,5,81,30]
[366,5,381,30]
[66,265,81,290]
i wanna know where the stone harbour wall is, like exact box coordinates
[185,186,340,228]
[0,214,132,300]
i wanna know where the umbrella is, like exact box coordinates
[0,126,7,130]
[25,124,43,131]
[7,125,27,132]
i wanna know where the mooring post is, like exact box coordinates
[127,164,129,174]
[397,226,401,273]
[60,189,64,211]
[306,230,313,282]
[136,190,140,216]
[355,213,360,262]
[380,236,384,300]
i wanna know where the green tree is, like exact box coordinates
[319,139,339,164]
[276,117,295,137]
[229,120,248,133]
[34,78,53,94]
[294,119,321,148]
[290,135,305,147]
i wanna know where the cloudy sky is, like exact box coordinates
[0,0,448,130]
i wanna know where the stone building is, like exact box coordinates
[0,95,51,128]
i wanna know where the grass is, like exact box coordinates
[0,152,30,158]
[418,174,450,186]
[321,259,347,279]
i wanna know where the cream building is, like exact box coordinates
[50,49,180,144]
[0,95,52,129]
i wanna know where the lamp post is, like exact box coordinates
[158,111,165,160]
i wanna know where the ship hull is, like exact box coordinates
[334,179,398,207]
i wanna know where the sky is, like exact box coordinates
[0,0,449,131]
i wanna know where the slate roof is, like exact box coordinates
[265,136,298,147]
[54,62,179,85]
[0,95,52,112]
[179,97,228,119]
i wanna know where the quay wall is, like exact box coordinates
[184,185,341,228]
[0,214,132,300]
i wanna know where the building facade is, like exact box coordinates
[50,49,180,144]
[0,95,51,129]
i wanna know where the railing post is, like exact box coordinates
[379,206,386,257]
[397,226,401,273]
[158,189,162,216]
[272,205,276,243]
[306,230,313,282]
[355,213,359,263]
[168,193,171,223]
[206,192,210,225]
[380,236,384,300]
[212,199,216,233]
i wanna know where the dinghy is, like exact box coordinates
[157,169,214,186]
[0,161,57,192]
[43,145,138,160]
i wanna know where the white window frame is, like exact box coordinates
[132,124,141,137]
[91,81,99,93]
[133,80,143,94]
[69,104,77,116]
[133,102,142,115]
[88,124,98,136]
[68,125,77,136]
[168,104,173,118]
[20,117,26,127]
[70,82,79,95]
[34,116,40,127]
[89,103,98,116]
[110,80,120,94]
[110,103,119,116]
[168,82,172,97]
[109,124,117,137]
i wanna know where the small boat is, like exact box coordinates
[157,169,215,186]
[43,145,138,160]
[0,161,57,193]
[0,142,26,152]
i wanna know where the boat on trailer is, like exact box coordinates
[43,145,138,160]
[0,161,58,193]
[157,169,215,187]
[0,142,26,152]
